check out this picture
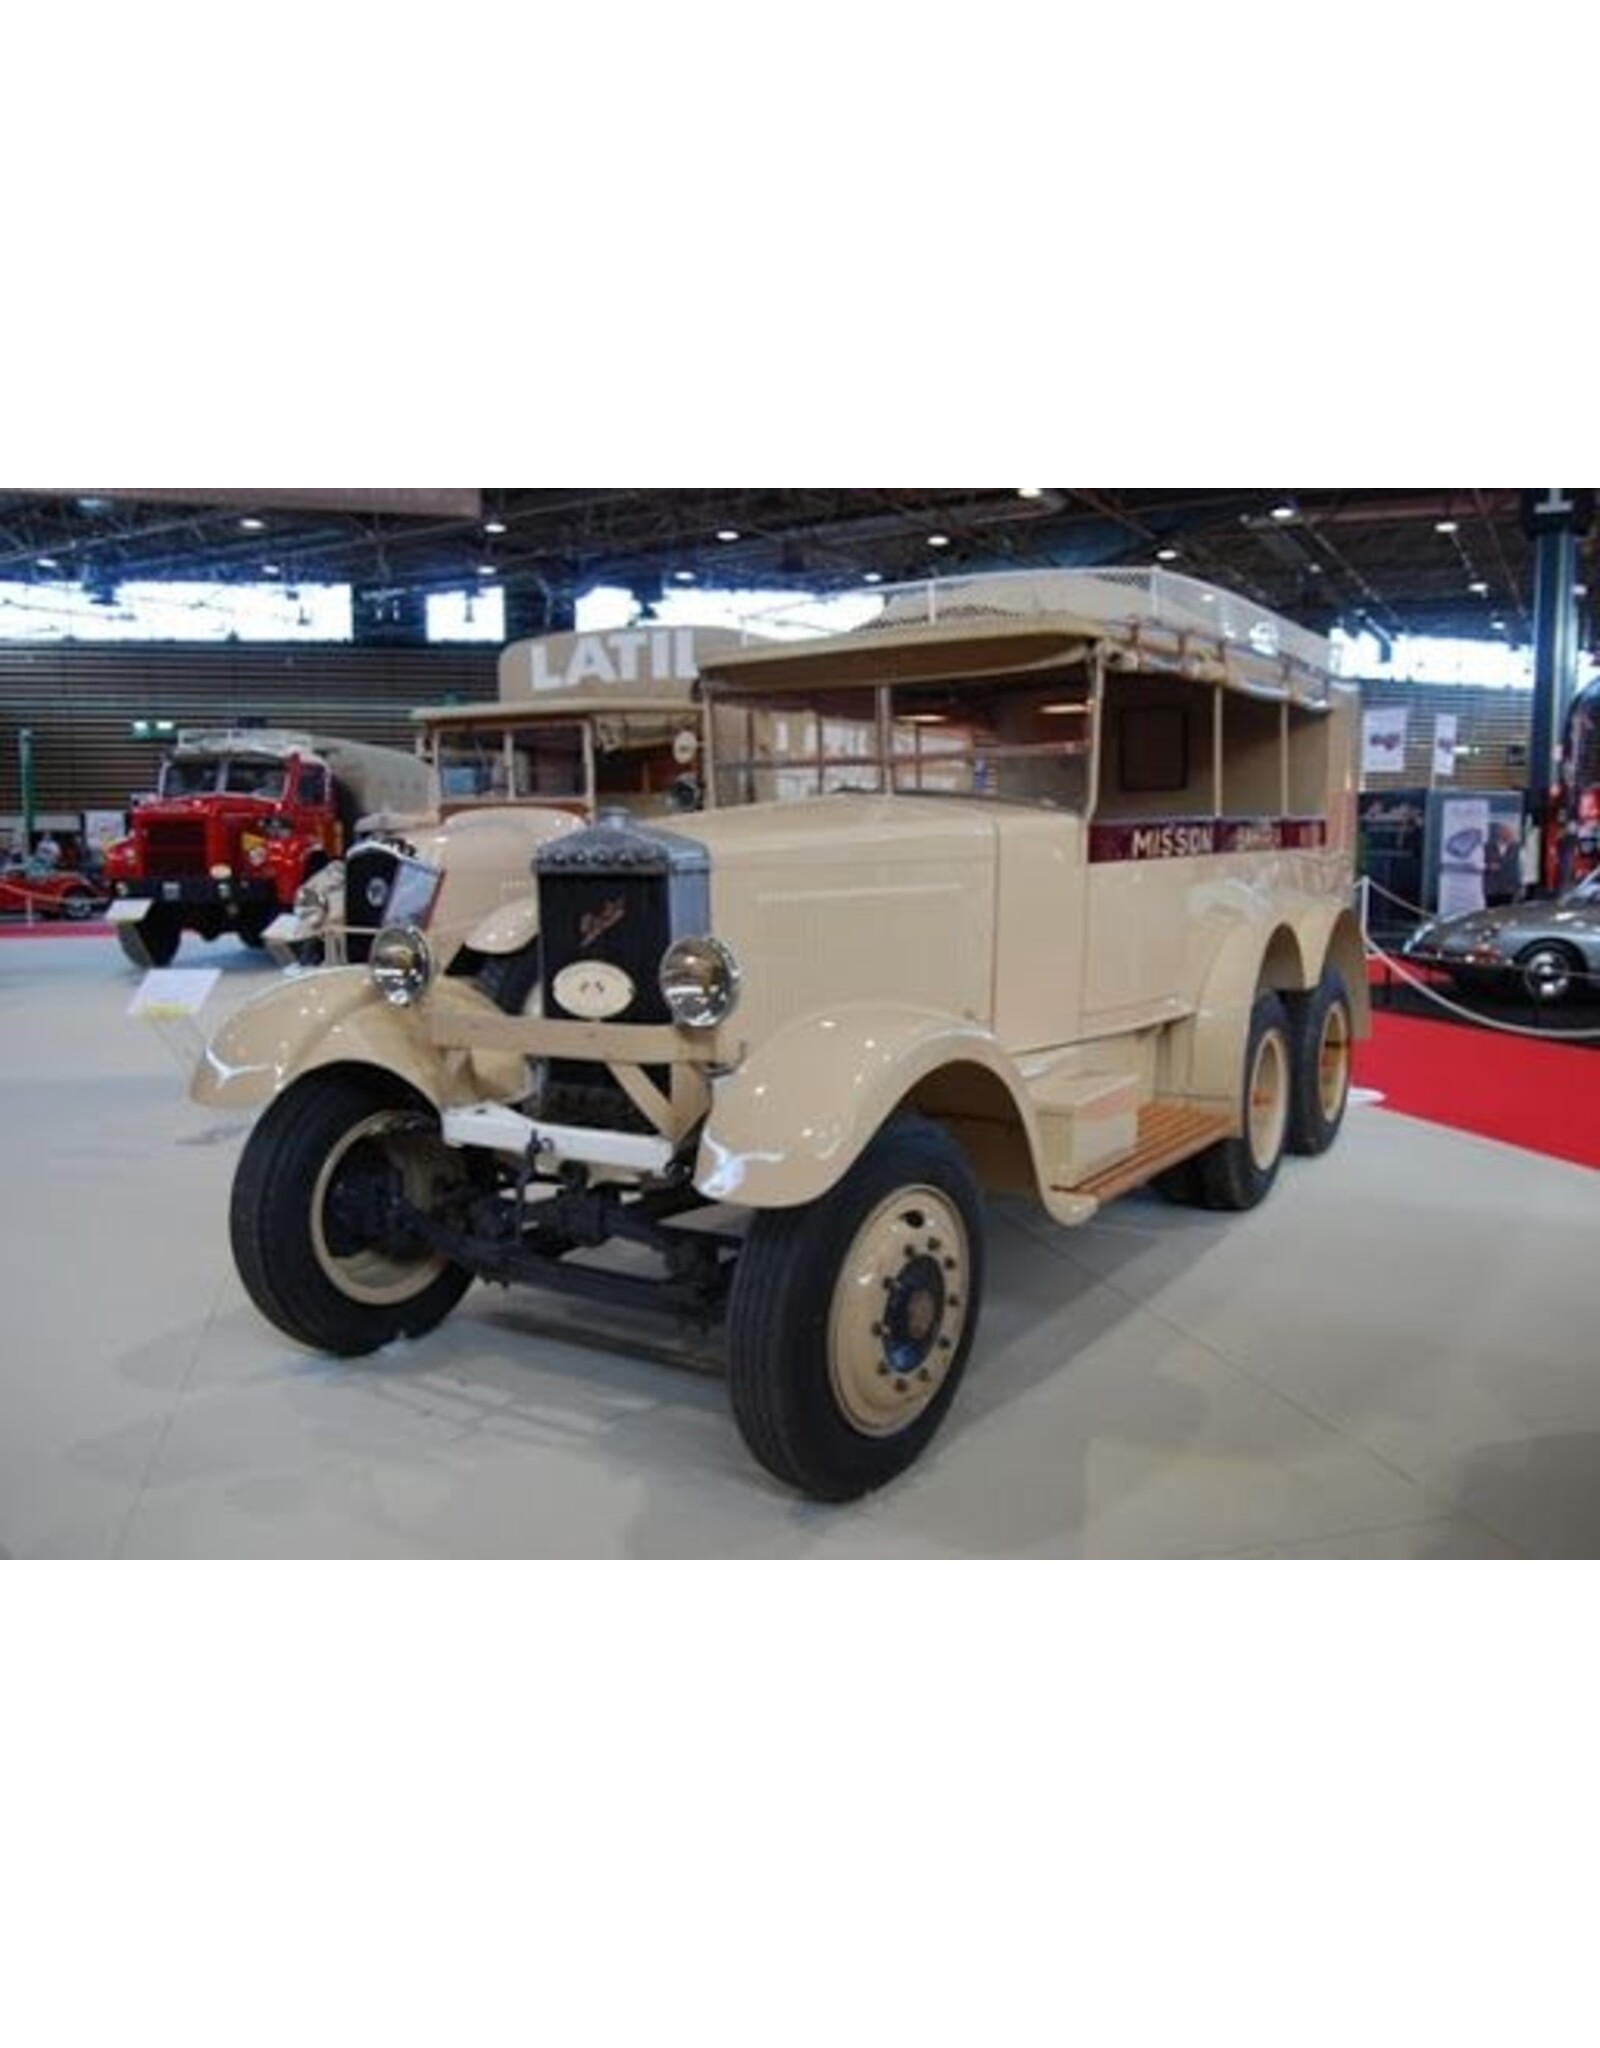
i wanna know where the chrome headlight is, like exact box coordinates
[370,925,435,1007]
[293,861,345,932]
[660,935,741,1030]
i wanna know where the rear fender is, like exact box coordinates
[1295,905,1371,1038]
[191,969,525,1114]
[1166,898,1368,1103]
[695,1005,1033,1210]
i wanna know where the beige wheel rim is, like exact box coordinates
[1247,1028,1290,1173]
[310,1110,463,1306]
[827,1186,970,1439]
[1318,1003,1351,1125]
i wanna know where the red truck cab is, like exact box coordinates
[104,728,429,967]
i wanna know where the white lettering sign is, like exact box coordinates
[1129,823,1216,861]
[524,628,701,694]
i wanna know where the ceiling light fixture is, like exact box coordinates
[674,569,696,582]
[716,528,741,543]
[478,563,498,578]
[1156,547,1180,563]
[1435,519,1459,536]
[1270,503,1297,523]
[484,518,507,536]
[864,571,884,585]
[261,563,282,578]
[239,517,266,533]
[1469,580,1489,596]
[1017,487,1044,500]
[928,534,951,549]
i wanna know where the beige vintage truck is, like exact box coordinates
[194,570,1366,1502]
[272,624,725,1006]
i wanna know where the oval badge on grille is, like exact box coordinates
[553,960,637,1021]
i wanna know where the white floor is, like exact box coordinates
[2,932,1597,1559]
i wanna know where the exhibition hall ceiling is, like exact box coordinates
[0,486,1591,643]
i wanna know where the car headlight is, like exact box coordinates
[293,862,345,931]
[660,935,741,1030]
[370,925,436,1007]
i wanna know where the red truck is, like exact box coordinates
[104,728,431,967]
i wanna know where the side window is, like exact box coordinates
[298,764,329,807]
[1099,679,1215,820]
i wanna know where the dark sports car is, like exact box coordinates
[1403,872,1600,1004]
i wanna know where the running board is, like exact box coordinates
[1062,1102,1234,1205]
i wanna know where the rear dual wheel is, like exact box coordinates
[1286,969,1353,1158]
[1194,990,1293,1211]
[1162,972,1352,1212]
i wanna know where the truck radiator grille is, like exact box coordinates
[140,821,207,877]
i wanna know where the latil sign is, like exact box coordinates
[517,628,703,694]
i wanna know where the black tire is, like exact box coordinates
[230,1068,478,1357]
[1196,991,1292,1212]
[59,885,99,922]
[1516,942,1581,1006]
[1286,968,1354,1158]
[725,1116,984,1502]
[1153,1157,1204,1206]
[116,907,182,969]
[476,940,542,1016]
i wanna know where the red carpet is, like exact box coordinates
[0,921,113,940]
[1354,1012,1600,1171]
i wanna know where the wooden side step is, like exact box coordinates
[1062,1101,1235,1205]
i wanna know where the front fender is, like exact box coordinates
[695,1005,1027,1210]
[463,893,540,960]
[191,969,526,1114]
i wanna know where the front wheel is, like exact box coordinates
[725,1117,984,1502]
[229,1068,480,1357]
[116,907,182,968]
[1516,943,1581,1005]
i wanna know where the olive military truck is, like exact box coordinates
[194,571,1367,1501]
